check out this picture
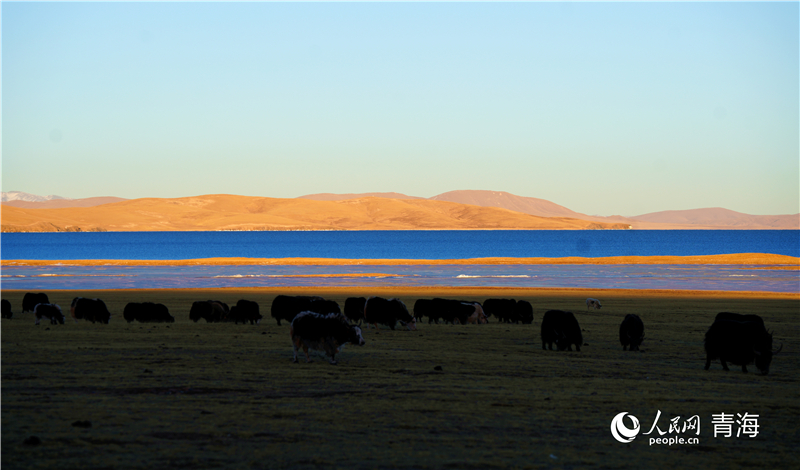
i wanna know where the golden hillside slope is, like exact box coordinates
[1,194,630,232]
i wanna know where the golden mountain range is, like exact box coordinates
[1,193,631,232]
[2,190,797,232]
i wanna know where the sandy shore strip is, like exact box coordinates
[3,253,798,267]
[3,286,797,301]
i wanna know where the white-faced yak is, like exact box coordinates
[290,311,365,365]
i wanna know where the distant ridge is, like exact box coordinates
[299,192,424,201]
[429,190,586,219]
[297,190,639,226]
[0,194,629,232]
[296,190,798,229]
[2,190,797,231]
[630,208,800,229]
[2,197,128,209]
[1,191,69,203]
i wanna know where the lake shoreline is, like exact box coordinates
[3,285,797,300]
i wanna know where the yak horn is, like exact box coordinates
[773,343,783,355]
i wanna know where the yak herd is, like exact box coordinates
[2,292,783,374]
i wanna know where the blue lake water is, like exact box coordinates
[1,231,798,292]
[2,230,798,260]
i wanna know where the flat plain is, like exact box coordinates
[2,287,798,469]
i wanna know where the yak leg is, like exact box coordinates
[302,345,312,363]
[325,342,338,365]
[291,337,300,363]
[741,364,748,373]
[720,358,730,371]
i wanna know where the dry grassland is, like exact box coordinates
[2,287,798,469]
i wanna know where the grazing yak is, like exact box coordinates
[290,311,365,365]
[419,298,484,325]
[412,298,431,323]
[271,295,340,326]
[34,303,65,325]
[364,297,416,330]
[189,300,229,323]
[424,298,452,324]
[23,293,50,313]
[451,301,487,325]
[70,297,111,324]
[124,302,174,323]
[227,299,262,325]
[586,298,602,311]
[483,298,517,323]
[619,314,645,351]
[514,300,534,324]
[344,297,368,324]
[704,312,781,375]
[541,310,583,351]
[2,299,12,319]
[483,298,533,324]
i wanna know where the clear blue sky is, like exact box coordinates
[2,2,798,216]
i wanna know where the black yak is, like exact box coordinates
[619,314,644,351]
[541,310,582,351]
